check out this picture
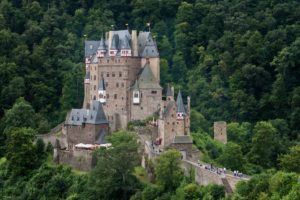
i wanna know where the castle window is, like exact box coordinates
[115,104,117,107]
[107,72,109,77]
[151,90,157,94]
[93,96,96,100]
[171,114,174,117]
[141,107,143,110]
[121,82,124,87]
[141,93,143,98]
[172,129,174,132]
[94,75,96,80]
[114,94,117,99]
[119,72,122,77]
[107,94,109,99]
[116,83,119,87]
[101,72,104,77]
[107,59,109,63]
[94,85,96,90]
[122,97,124,100]
[105,82,108,87]
[172,122,175,125]
[112,72,115,77]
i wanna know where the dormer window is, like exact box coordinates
[90,45,93,49]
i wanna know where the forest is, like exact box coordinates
[0,0,299,199]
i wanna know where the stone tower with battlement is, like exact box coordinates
[84,30,162,131]
[214,121,227,144]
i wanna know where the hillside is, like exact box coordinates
[0,0,299,200]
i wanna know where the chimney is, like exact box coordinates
[131,30,138,57]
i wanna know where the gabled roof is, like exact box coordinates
[85,41,100,57]
[99,78,106,90]
[138,64,161,89]
[111,34,119,50]
[120,35,131,49]
[176,90,185,113]
[66,101,108,125]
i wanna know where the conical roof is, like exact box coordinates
[176,90,185,113]
[166,84,173,96]
[99,78,106,90]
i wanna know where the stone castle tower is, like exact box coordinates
[214,121,227,144]
[84,30,162,131]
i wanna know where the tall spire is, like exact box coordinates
[166,84,173,97]
[176,90,185,114]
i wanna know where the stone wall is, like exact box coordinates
[182,160,249,192]
[66,123,108,147]
[57,149,93,171]
[130,88,161,121]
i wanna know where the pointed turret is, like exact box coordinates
[132,80,140,104]
[166,84,173,101]
[176,90,186,120]
[98,78,106,103]
[97,37,106,57]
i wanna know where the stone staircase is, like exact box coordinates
[221,177,234,195]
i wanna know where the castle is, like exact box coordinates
[55,29,192,170]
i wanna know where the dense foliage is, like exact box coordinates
[0,0,299,199]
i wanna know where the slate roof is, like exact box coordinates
[66,101,108,125]
[95,129,107,144]
[176,90,186,113]
[99,78,106,90]
[138,64,161,89]
[163,101,175,118]
[173,135,193,144]
[133,80,139,91]
[120,35,131,49]
[91,54,98,63]
[138,32,159,57]
[165,84,173,96]
[111,34,119,50]
[85,41,101,57]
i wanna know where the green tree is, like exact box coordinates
[88,131,140,200]
[218,142,245,171]
[155,149,183,191]
[248,122,276,168]
[6,127,37,175]
[2,97,36,132]
[279,145,300,173]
